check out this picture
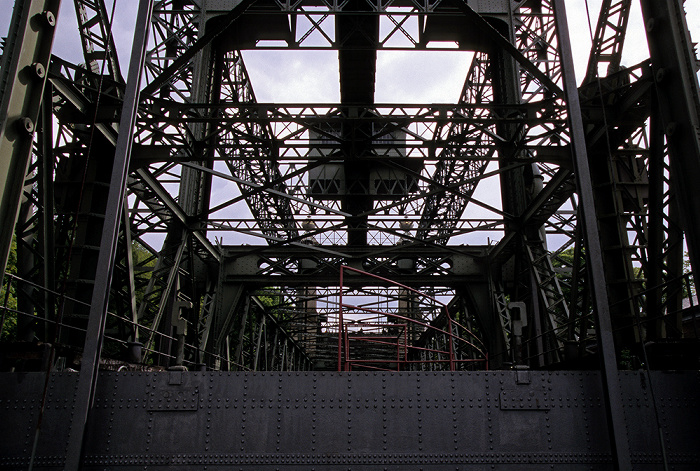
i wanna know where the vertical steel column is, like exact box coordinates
[639,0,700,291]
[552,1,632,470]
[39,83,55,341]
[0,0,60,287]
[64,1,153,468]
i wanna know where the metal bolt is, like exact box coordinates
[17,117,34,134]
[40,11,56,27]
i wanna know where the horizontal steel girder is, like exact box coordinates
[220,244,488,287]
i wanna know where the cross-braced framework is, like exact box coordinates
[1,0,700,468]
[1,0,699,373]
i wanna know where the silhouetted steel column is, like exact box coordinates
[552,1,632,470]
[64,1,154,468]
[639,0,700,293]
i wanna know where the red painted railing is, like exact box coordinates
[338,265,487,371]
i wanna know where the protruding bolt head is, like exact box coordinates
[655,68,666,82]
[646,18,655,33]
[17,117,34,134]
[32,63,46,78]
[42,11,56,27]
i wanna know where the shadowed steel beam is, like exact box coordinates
[0,0,60,289]
[64,1,153,468]
[141,0,256,97]
[639,0,700,294]
[74,0,124,85]
[584,0,632,83]
[552,1,632,469]
[453,0,563,97]
[135,168,220,261]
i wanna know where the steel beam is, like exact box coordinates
[639,0,700,292]
[552,1,632,469]
[140,0,256,97]
[64,1,153,468]
[0,0,60,287]
[584,0,632,83]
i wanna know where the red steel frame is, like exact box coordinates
[338,265,488,371]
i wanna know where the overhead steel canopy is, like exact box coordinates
[0,0,699,469]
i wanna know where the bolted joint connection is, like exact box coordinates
[36,10,56,27]
[29,62,46,79]
[16,117,34,135]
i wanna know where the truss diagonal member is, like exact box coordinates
[141,0,256,97]
[524,233,570,351]
[142,237,187,355]
[489,168,575,265]
[135,167,220,261]
[417,52,494,243]
[196,287,217,363]
[74,0,124,85]
[491,281,512,359]
[217,50,298,240]
[453,0,563,97]
[584,0,632,84]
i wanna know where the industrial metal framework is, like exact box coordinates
[0,0,699,469]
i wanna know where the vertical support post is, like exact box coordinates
[64,1,153,469]
[529,271,545,368]
[0,0,61,288]
[338,266,344,371]
[39,83,55,341]
[447,314,455,371]
[552,1,632,470]
[121,200,139,342]
[638,0,700,289]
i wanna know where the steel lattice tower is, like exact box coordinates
[0,0,699,469]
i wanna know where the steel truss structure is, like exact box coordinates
[0,0,699,469]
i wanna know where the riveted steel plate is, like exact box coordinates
[0,370,698,470]
[148,388,199,411]
[499,388,550,410]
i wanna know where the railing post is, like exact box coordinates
[338,266,344,371]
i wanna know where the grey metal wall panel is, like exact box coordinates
[0,371,698,469]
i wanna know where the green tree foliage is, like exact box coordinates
[131,241,156,307]
[0,237,17,341]
[255,288,291,320]
[683,252,696,298]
